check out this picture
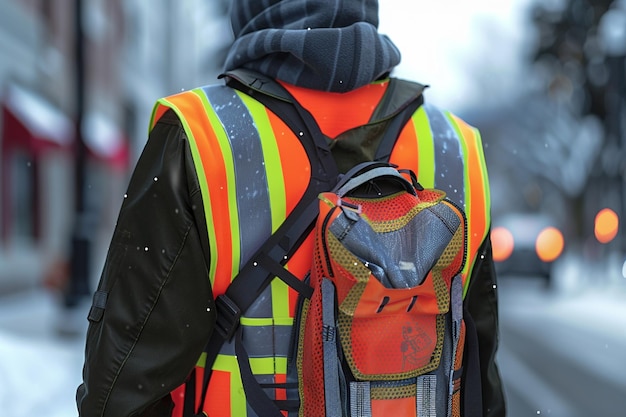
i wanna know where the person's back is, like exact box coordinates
[77,1,505,416]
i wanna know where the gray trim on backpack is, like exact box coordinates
[335,166,412,197]
[417,375,437,417]
[448,275,465,415]
[322,278,342,416]
[350,381,373,417]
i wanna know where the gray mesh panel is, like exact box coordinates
[329,204,460,288]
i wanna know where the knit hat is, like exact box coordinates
[224,0,401,92]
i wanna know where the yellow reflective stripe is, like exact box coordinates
[271,278,291,319]
[240,312,293,327]
[197,90,242,283]
[157,94,223,286]
[274,356,288,375]
[212,354,287,415]
[196,351,207,368]
[475,127,491,222]
[446,112,474,290]
[412,107,435,188]
[252,357,288,374]
[236,92,287,233]
[236,92,292,320]
[446,113,491,295]
[274,317,294,326]
[240,317,274,326]
[212,354,288,374]
[212,354,235,371]
[148,103,164,130]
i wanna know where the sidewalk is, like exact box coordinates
[498,274,626,417]
[499,274,626,340]
[1,272,625,417]
[0,288,87,417]
[0,245,46,295]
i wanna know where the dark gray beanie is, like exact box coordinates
[224,0,401,92]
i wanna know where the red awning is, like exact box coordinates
[1,84,130,243]
[83,111,129,170]
[1,83,129,169]
[1,83,74,153]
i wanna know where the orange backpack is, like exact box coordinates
[298,162,467,417]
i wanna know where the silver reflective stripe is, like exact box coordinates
[322,278,342,415]
[350,381,372,417]
[417,375,437,417]
[244,284,273,320]
[202,86,273,270]
[424,104,465,208]
[240,321,293,357]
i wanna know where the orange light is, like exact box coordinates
[535,227,564,262]
[595,208,619,244]
[492,227,514,262]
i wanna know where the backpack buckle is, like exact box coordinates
[214,294,242,341]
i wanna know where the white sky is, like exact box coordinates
[379,0,536,110]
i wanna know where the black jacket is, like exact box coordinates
[77,104,505,417]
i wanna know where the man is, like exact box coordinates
[77,1,505,416]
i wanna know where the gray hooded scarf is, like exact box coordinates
[224,0,401,92]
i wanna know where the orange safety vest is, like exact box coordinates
[150,75,490,417]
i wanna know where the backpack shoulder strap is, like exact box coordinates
[372,78,426,161]
[317,77,426,172]
[221,69,426,169]
[214,69,426,333]
[214,69,339,338]
[221,68,339,180]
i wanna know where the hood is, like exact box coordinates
[224,0,401,92]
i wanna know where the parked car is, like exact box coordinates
[491,212,565,282]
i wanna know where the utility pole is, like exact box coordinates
[599,6,626,254]
[65,0,91,310]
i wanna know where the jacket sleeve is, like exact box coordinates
[465,234,506,417]
[76,110,216,417]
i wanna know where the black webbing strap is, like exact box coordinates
[373,80,424,162]
[462,308,485,417]
[213,71,340,340]
[182,371,199,416]
[234,327,285,417]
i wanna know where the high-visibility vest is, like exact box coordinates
[150,79,491,417]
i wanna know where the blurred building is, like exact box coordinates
[0,0,231,294]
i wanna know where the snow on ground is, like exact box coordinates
[0,290,86,417]
[1,263,625,417]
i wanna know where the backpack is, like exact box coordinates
[180,70,483,417]
[298,161,467,417]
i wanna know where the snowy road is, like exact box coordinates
[0,275,625,417]
[498,276,626,417]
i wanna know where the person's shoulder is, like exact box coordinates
[158,82,230,102]
[416,98,480,134]
[389,77,473,126]
[150,82,233,127]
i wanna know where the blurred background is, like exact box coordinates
[0,0,624,416]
